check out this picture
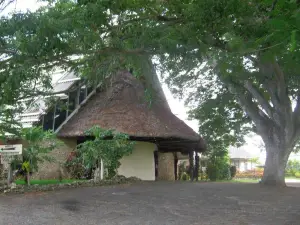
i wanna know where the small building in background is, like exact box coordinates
[229,146,258,172]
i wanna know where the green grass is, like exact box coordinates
[285,176,300,180]
[230,178,260,183]
[208,178,260,183]
[15,179,82,185]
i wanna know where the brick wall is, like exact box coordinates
[157,152,175,181]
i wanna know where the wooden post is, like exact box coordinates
[195,152,199,181]
[66,92,69,117]
[100,158,104,180]
[41,115,45,129]
[7,162,12,186]
[52,102,57,131]
[84,86,87,99]
[75,84,80,107]
[189,151,194,181]
[174,153,178,181]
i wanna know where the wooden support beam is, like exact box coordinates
[189,151,194,182]
[41,115,45,129]
[75,84,80,107]
[195,152,199,181]
[66,92,69,117]
[52,102,57,131]
[84,86,87,99]
[174,153,178,181]
[100,158,104,180]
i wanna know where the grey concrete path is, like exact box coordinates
[0,182,300,225]
[286,178,300,187]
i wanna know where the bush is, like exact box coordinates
[230,166,237,179]
[65,161,85,179]
[285,160,300,176]
[295,172,300,178]
[181,172,190,181]
[235,169,264,179]
[206,164,217,181]
[205,148,231,181]
[207,162,231,181]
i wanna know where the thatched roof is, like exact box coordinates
[57,71,205,152]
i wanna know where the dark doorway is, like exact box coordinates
[154,151,158,180]
[174,154,178,180]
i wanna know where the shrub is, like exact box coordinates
[65,161,85,179]
[285,160,300,176]
[235,169,264,179]
[206,164,217,181]
[178,162,188,180]
[181,172,190,181]
[230,166,237,178]
[206,148,231,181]
[295,172,300,178]
[77,126,135,179]
[285,172,294,177]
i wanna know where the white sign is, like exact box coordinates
[0,144,22,156]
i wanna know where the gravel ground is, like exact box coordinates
[0,182,299,225]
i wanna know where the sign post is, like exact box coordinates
[0,144,22,186]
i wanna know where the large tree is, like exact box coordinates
[0,0,299,186]
[154,0,300,186]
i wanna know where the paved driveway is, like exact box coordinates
[0,182,300,225]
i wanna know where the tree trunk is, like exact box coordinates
[27,172,30,186]
[261,143,289,187]
[194,152,199,181]
[93,167,101,182]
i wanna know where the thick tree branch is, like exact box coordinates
[226,80,271,135]
[272,61,291,109]
[0,0,14,12]
[244,80,273,118]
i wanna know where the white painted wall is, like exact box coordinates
[118,141,156,181]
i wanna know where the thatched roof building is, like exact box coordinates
[57,70,205,153]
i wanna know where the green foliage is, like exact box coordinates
[21,161,30,173]
[249,157,260,165]
[15,179,80,185]
[295,172,300,178]
[76,126,135,179]
[178,161,189,181]
[1,0,300,184]
[230,166,237,179]
[181,172,189,181]
[285,159,300,177]
[206,164,218,181]
[65,160,85,179]
[206,148,231,181]
[21,126,60,173]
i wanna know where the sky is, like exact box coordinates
[3,0,300,163]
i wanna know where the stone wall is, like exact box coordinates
[31,138,77,180]
[157,152,175,181]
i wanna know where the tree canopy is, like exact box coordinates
[77,126,135,178]
[0,0,300,185]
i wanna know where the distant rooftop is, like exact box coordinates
[229,146,255,159]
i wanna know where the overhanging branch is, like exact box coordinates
[244,80,273,118]
[226,80,271,134]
